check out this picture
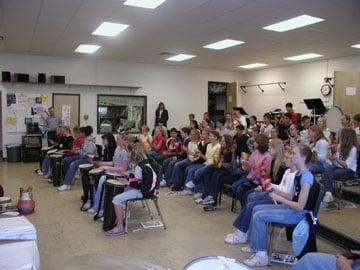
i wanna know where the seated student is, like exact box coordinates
[353,113,360,145]
[148,126,166,157]
[300,115,311,145]
[39,126,74,178]
[308,125,331,174]
[57,125,98,192]
[188,113,195,127]
[185,130,221,191]
[270,127,279,141]
[225,147,296,244]
[288,124,301,147]
[163,127,191,186]
[203,112,215,130]
[278,112,292,143]
[215,117,228,136]
[138,126,152,152]
[321,128,358,203]
[101,133,116,162]
[317,116,331,142]
[150,128,180,164]
[336,114,352,142]
[200,118,211,131]
[104,143,157,236]
[170,129,200,190]
[240,144,315,267]
[193,134,233,205]
[189,119,199,130]
[152,119,168,138]
[63,126,84,156]
[247,126,260,153]
[291,250,360,270]
[224,113,234,131]
[233,124,250,157]
[249,115,259,130]
[260,113,273,138]
[87,133,129,214]
[231,134,272,205]
[285,102,297,125]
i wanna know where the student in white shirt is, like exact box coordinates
[308,125,331,174]
[260,113,273,138]
[322,128,358,203]
[353,113,360,145]
[300,115,311,145]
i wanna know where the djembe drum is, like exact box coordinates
[40,147,52,168]
[49,154,64,187]
[88,168,105,207]
[78,163,94,211]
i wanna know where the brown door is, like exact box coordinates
[52,93,80,129]
[227,82,237,114]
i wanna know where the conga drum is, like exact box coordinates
[89,168,104,207]
[78,164,94,211]
[50,154,64,187]
[183,256,251,270]
[40,147,53,168]
[102,179,125,231]
[105,172,122,179]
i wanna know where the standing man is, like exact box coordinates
[285,102,297,124]
[44,106,62,146]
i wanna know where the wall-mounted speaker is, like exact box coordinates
[14,73,30,82]
[50,75,65,84]
[2,71,11,82]
[38,73,46,83]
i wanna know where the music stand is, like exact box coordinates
[233,107,248,115]
[303,98,326,125]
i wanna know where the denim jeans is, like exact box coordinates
[291,253,336,270]
[185,163,204,182]
[163,157,182,184]
[92,175,107,211]
[231,177,251,197]
[63,157,89,186]
[308,160,325,174]
[172,159,194,188]
[321,164,355,192]
[41,156,51,175]
[249,204,306,251]
[233,191,273,233]
[193,165,218,185]
[62,156,80,176]
[203,168,229,199]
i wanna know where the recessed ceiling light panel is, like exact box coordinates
[166,54,196,62]
[203,39,244,50]
[351,44,360,49]
[263,15,324,32]
[92,22,129,37]
[238,63,268,69]
[284,53,323,61]
[74,44,101,54]
[123,0,167,9]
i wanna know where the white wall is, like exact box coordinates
[239,54,360,119]
[0,53,240,156]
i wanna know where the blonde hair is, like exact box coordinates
[269,139,285,179]
[310,125,325,142]
[130,143,146,164]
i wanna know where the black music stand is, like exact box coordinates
[233,107,248,115]
[304,98,326,125]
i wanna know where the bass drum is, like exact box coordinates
[325,106,343,133]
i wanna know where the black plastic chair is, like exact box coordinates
[267,182,325,265]
[218,183,238,212]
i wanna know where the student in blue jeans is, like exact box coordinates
[238,144,315,267]
[58,126,99,192]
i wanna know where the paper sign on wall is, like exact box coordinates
[62,104,71,126]
[346,87,357,96]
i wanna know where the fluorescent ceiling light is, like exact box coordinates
[166,54,196,62]
[203,39,244,50]
[74,44,101,54]
[123,0,167,9]
[263,15,324,32]
[351,44,360,49]
[284,53,323,61]
[92,22,129,37]
[238,63,268,69]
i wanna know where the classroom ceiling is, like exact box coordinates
[0,0,360,71]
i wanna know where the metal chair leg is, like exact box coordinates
[144,200,153,219]
[125,201,130,233]
[141,200,146,208]
[153,199,167,230]
[218,184,223,206]
[267,225,275,266]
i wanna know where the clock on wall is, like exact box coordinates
[321,83,332,96]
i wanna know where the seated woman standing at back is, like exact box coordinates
[241,144,316,267]
[105,143,157,236]
[101,133,116,162]
[225,147,296,245]
[308,125,331,174]
[321,128,358,203]
[58,125,98,192]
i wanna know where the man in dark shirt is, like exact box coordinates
[278,113,292,142]
[233,124,249,157]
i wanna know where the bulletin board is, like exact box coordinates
[5,92,49,132]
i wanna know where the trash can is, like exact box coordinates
[6,143,22,162]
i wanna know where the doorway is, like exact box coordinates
[208,81,228,121]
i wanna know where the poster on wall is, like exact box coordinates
[62,104,71,126]
[5,92,49,132]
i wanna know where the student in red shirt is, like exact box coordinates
[63,126,84,156]
[286,102,297,125]
[148,126,166,156]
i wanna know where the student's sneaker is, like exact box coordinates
[323,192,334,203]
[243,252,269,267]
[241,245,256,253]
[57,184,71,192]
[83,200,91,210]
[160,179,167,187]
[185,181,195,189]
[193,193,202,199]
[87,208,96,214]
[47,178,53,183]
[200,196,215,205]
[225,229,248,245]
[179,189,193,196]
[195,198,203,204]
[37,170,44,176]
[203,202,217,212]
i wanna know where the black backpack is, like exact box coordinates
[137,161,157,196]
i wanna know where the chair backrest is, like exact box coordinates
[312,184,325,217]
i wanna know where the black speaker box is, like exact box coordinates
[50,75,65,84]
[38,73,46,83]
[14,73,30,82]
[2,71,11,82]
